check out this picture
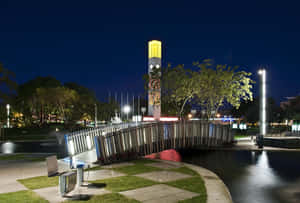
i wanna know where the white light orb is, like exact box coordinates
[123,105,131,114]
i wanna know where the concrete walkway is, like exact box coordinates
[0,159,69,194]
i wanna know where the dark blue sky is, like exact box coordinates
[0,0,299,102]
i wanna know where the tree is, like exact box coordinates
[161,64,196,117]
[15,76,61,125]
[64,82,98,123]
[143,64,196,117]
[0,63,17,101]
[33,87,79,125]
[193,59,254,120]
[282,96,300,120]
[232,97,283,123]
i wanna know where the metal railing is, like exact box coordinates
[64,122,146,156]
[93,121,233,164]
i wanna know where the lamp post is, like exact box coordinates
[258,69,266,148]
[123,105,131,121]
[141,107,146,116]
[258,69,266,136]
[6,104,10,128]
[94,103,97,128]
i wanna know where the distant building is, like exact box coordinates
[280,96,298,109]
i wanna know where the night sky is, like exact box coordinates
[0,0,299,103]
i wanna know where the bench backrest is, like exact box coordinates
[46,155,58,177]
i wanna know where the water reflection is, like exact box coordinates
[0,141,67,158]
[180,150,300,203]
[1,142,15,154]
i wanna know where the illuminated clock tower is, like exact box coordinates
[148,40,162,120]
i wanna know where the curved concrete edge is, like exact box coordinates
[157,159,233,203]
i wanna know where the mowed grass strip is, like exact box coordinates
[90,176,157,192]
[178,195,206,203]
[0,190,48,203]
[0,154,47,162]
[85,165,102,171]
[168,166,199,176]
[132,158,158,165]
[0,154,26,161]
[166,176,207,195]
[62,193,140,203]
[18,176,59,190]
[112,164,161,175]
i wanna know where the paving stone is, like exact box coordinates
[101,162,135,169]
[84,169,125,181]
[33,185,110,203]
[120,184,199,203]
[135,171,192,182]
[146,162,182,169]
[0,181,28,194]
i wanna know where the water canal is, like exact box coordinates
[0,141,67,158]
[181,149,300,203]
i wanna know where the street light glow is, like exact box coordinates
[123,105,131,114]
[6,104,10,128]
[258,69,266,135]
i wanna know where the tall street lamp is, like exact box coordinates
[258,69,267,136]
[6,104,10,128]
[94,103,97,128]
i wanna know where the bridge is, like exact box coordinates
[64,121,233,165]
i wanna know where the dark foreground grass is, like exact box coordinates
[63,193,140,203]
[131,158,157,165]
[18,176,59,190]
[0,190,48,203]
[90,176,157,192]
[0,154,27,161]
[0,153,46,162]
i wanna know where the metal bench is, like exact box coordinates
[46,155,85,197]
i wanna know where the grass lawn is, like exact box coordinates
[85,166,102,171]
[63,193,140,203]
[0,154,27,161]
[0,190,48,203]
[168,166,200,176]
[14,159,208,203]
[18,176,59,190]
[0,154,46,162]
[179,195,206,203]
[90,176,157,192]
[167,176,207,196]
[112,164,161,175]
[131,158,157,165]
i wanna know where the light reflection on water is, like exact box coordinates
[180,150,300,203]
[0,141,66,158]
[0,142,15,154]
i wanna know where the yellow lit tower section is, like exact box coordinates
[148,40,162,120]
